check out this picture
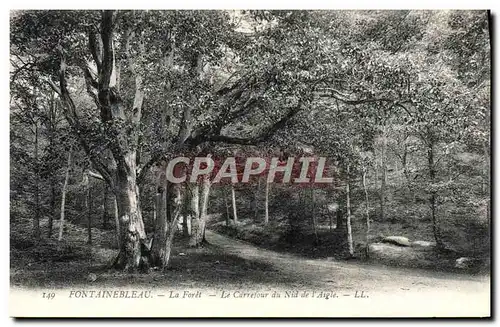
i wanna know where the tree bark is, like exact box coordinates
[329,211,333,232]
[162,184,183,268]
[380,124,387,221]
[113,196,120,248]
[427,139,442,248]
[188,178,211,247]
[58,150,72,242]
[185,183,199,245]
[112,154,147,271]
[362,166,370,257]
[399,143,416,202]
[151,185,168,267]
[86,177,92,245]
[483,141,490,220]
[200,177,211,243]
[311,188,319,244]
[102,184,109,228]
[336,208,345,232]
[53,12,150,271]
[33,122,41,240]
[48,176,56,238]
[182,212,191,236]
[264,181,270,225]
[47,91,57,238]
[223,187,230,226]
[254,178,260,220]
[231,184,238,223]
[345,163,354,257]
[182,184,193,237]
[150,183,183,269]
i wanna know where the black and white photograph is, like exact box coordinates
[8,8,491,317]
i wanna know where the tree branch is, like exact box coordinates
[78,63,100,108]
[99,10,115,91]
[56,47,115,189]
[194,100,304,146]
[88,170,105,180]
[88,27,102,72]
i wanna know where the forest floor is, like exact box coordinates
[11,217,489,299]
[204,230,490,295]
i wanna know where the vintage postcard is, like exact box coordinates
[9,9,491,317]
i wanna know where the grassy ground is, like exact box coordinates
[10,208,489,292]
[10,217,305,290]
[209,215,489,274]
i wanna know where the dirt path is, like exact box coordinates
[206,230,490,297]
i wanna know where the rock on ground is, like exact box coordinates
[368,243,432,268]
[382,236,411,247]
[411,240,436,248]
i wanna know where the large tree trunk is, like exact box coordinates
[112,155,147,271]
[58,150,72,242]
[162,184,183,268]
[102,184,109,229]
[150,183,183,270]
[189,178,211,247]
[113,196,120,248]
[55,11,147,271]
[345,163,354,257]
[151,184,168,267]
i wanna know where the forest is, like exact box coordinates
[10,10,490,290]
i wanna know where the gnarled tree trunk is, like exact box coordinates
[112,155,147,271]
[188,177,211,247]
[150,183,183,269]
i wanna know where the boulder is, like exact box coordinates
[381,236,411,247]
[86,273,97,282]
[454,257,483,269]
[368,243,429,267]
[411,240,436,248]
